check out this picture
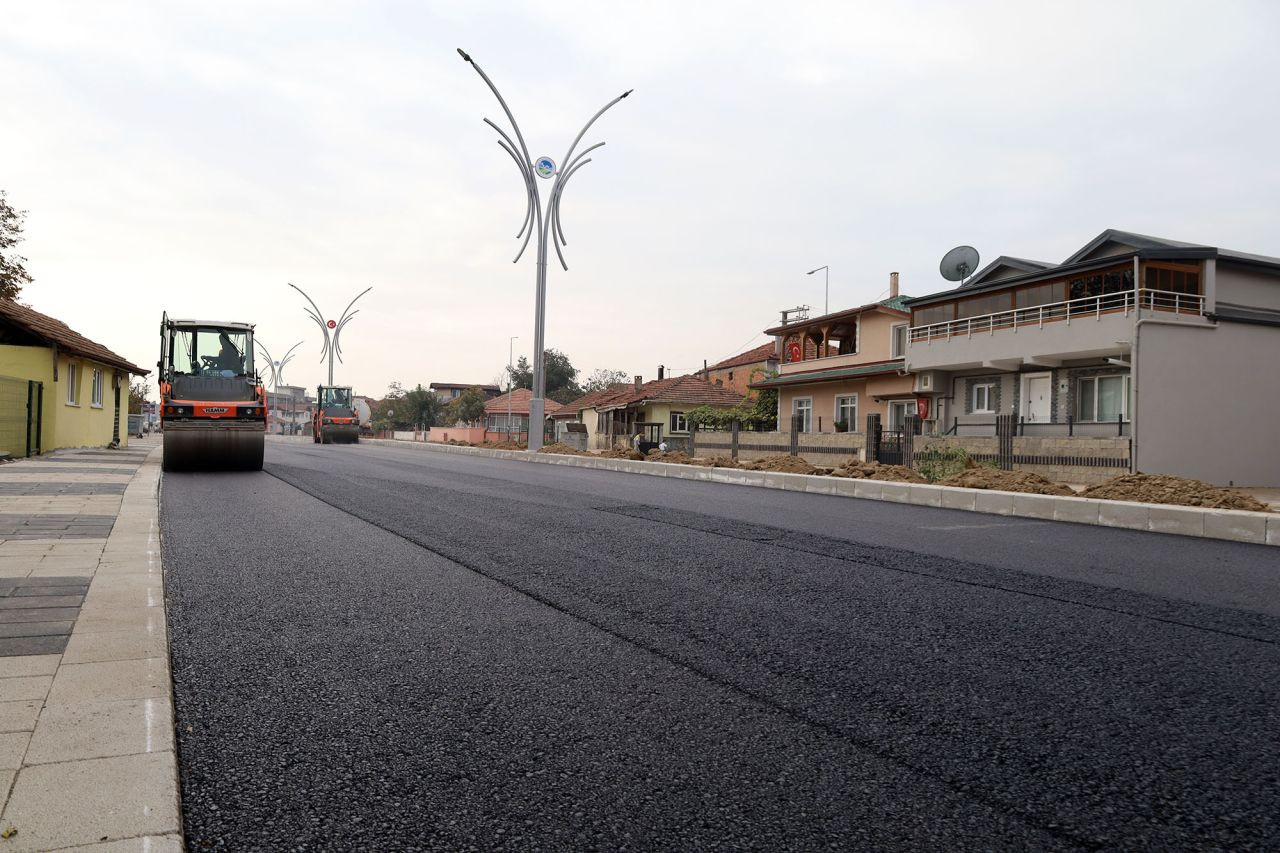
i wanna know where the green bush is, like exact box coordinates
[915,447,975,482]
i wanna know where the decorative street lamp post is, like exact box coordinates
[288,283,372,386]
[256,339,302,434]
[458,48,631,451]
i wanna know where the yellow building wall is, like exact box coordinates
[0,344,130,452]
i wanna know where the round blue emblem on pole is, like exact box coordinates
[534,156,556,179]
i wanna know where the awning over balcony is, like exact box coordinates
[751,361,903,389]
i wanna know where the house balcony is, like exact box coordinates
[906,289,1205,372]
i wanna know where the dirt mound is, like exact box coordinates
[484,440,527,450]
[701,455,744,469]
[940,467,1075,495]
[645,450,710,466]
[1082,474,1271,512]
[444,439,473,446]
[536,442,582,455]
[596,448,646,460]
[829,460,927,483]
[739,455,823,475]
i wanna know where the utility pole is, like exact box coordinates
[288,283,372,386]
[458,48,631,451]
[807,265,830,315]
[507,335,518,441]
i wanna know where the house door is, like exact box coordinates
[1022,373,1051,422]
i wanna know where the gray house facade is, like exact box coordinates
[904,229,1280,486]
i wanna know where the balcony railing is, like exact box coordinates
[909,288,1204,343]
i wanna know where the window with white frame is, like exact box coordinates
[972,382,996,413]
[834,394,858,430]
[791,397,812,433]
[669,411,688,433]
[888,400,913,431]
[1077,375,1129,422]
[890,323,908,359]
[66,362,80,405]
[91,368,104,407]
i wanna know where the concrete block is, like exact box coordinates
[828,478,861,499]
[0,700,42,734]
[907,485,942,507]
[25,697,172,765]
[1013,493,1057,520]
[0,731,29,769]
[938,486,977,511]
[1,751,180,850]
[803,476,838,496]
[879,482,911,503]
[1053,497,1102,526]
[1270,515,1280,547]
[852,480,884,501]
[45,658,169,706]
[1203,510,1268,545]
[1096,500,1150,531]
[1148,505,1206,538]
[974,490,1015,516]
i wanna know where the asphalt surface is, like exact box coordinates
[161,439,1280,851]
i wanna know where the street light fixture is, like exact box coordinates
[459,47,632,451]
[807,265,830,315]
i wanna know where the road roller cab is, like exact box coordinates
[313,385,360,444]
[159,313,267,471]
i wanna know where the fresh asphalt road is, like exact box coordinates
[161,439,1280,851]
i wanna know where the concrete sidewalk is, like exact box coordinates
[0,438,181,852]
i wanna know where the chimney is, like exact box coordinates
[890,271,900,298]
[634,375,642,391]
[658,365,665,380]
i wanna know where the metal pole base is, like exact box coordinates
[528,397,545,451]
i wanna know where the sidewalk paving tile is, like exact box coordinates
[0,657,60,679]
[0,732,29,769]
[0,676,53,702]
[45,659,169,706]
[0,701,41,734]
[25,698,171,765]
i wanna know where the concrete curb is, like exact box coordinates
[342,437,1278,547]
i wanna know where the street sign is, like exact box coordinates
[535,156,556,179]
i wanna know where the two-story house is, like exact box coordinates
[904,229,1280,485]
[698,342,779,397]
[751,274,917,434]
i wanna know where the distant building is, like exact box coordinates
[430,382,502,401]
[699,342,779,397]
[0,299,148,456]
[483,388,562,440]
[266,385,313,435]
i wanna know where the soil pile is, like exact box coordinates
[1082,474,1272,512]
[739,455,823,475]
[829,461,928,483]
[702,455,744,468]
[444,439,473,446]
[484,440,526,450]
[645,450,710,466]
[597,448,646,461]
[940,468,1075,495]
[536,443,583,455]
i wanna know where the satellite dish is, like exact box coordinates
[940,245,981,285]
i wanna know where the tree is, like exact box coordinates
[685,387,778,431]
[446,387,487,426]
[128,380,150,414]
[506,349,582,403]
[0,191,33,301]
[581,368,630,394]
[373,382,442,430]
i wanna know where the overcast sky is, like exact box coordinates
[4,1,1279,397]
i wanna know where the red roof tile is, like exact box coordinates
[483,388,563,416]
[0,299,148,375]
[550,384,631,418]
[705,342,777,372]
[596,375,745,411]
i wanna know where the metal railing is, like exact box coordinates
[909,288,1204,343]
[943,414,1129,437]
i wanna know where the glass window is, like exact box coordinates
[1016,282,1066,309]
[670,412,688,433]
[1144,264,1200,295]
[956,292,1012,319]
[972,382,995,413]
[170,327,253,377]
[1078,375,1129,422]
[66,362,80,405]
[91,368,104,407]
[914,304,955,326]
[890,324,907,358]
[835,395,858,430]
[791,398,812,433]
[319,387,353,408]
[888,401,912,431]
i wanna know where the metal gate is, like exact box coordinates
[876,429,904,465]
[0,376,43,458]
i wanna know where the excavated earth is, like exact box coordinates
[940,468,1077,496]
[1083,474,1273,512]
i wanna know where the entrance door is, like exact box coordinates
[1022,373,1051,422]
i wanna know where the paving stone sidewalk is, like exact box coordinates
[0,439,182,852]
